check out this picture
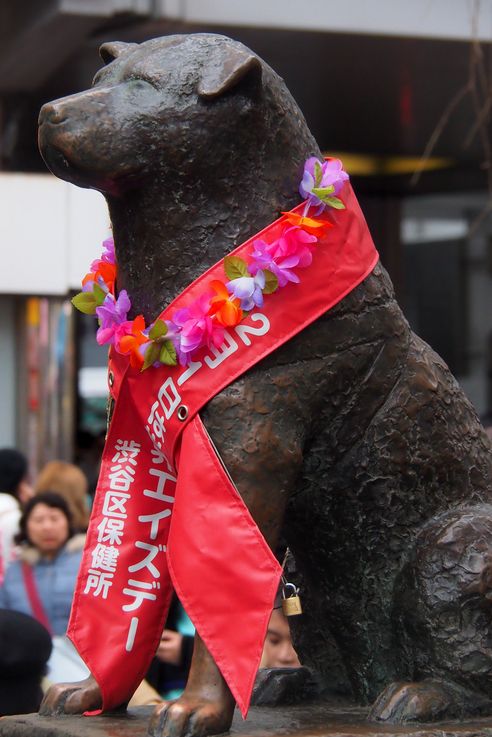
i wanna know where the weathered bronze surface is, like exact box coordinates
[5,704,492,737]
[38,33,492,737]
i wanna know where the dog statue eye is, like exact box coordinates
[126,77,158,91]
[92,71,105,86]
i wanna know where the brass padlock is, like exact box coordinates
[282,583,302,617]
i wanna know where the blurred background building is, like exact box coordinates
[1,0,492,476]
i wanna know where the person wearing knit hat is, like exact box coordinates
[0,608,52,715]
[0,448,34,584]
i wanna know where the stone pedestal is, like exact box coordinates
[2,704,492,737]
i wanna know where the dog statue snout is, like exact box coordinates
[38,102,67,126]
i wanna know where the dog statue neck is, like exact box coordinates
[107,148,318,322]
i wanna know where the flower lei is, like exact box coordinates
[72,158,349,371]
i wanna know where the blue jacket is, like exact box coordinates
[0,534,85,636]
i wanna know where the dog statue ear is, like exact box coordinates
[99,42,137,65]
[198,49,262,99]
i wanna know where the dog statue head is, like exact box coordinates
[39,34,319,199]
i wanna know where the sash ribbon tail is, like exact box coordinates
[67,371,175,712]
[168,415,282,717]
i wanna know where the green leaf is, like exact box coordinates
[314,160,323,187]
[71,291,97,315]
[92,283,107,306]
[311,185,335,203]
[149,319,168,341]
[224,256,248,280]
[262,269,278,295]
[323,196,345,210]
[159,340,177,366]
[142,342,161,371]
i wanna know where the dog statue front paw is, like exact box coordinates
[148,695,235,737]
[39,675,102,715]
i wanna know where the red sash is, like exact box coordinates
[67,181,378,716]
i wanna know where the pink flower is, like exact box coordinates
[249,226,317,287]
[112,320,134,350]
[167,293,224,366]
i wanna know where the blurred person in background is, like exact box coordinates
[0,448,34,584]
[260,608,301,669]
[0,491,88,683]
[0,491,84,633]
[0,608,53,715]
[251,607,323,708]
[146,594,195,699]
[35,460,90,532]
[250,607,304,707]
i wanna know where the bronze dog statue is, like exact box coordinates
[38,33,492,736]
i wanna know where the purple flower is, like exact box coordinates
[166,293,224,366]
[95,289,131,345]
[101,237,116,264]
[299,157,349,210]
[226,271,265,311]
[249,227,317,288]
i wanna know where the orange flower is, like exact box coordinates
[118,315,148,369]
[281,211,333,235]
[82,261,117,295]
[208,280,243,327]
